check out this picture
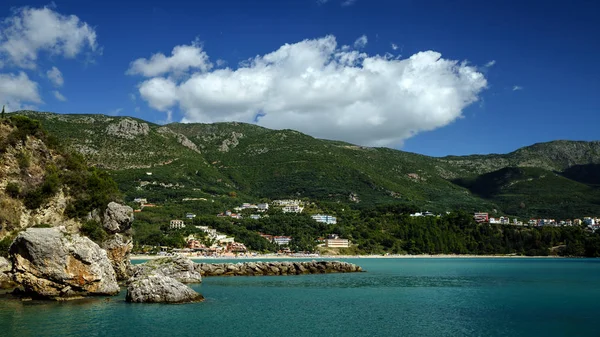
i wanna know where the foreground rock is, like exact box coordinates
[0,257,16,289]
[10,227,119,299]
[197,260,363,277]
[131,256,202,283]
[126,273,204,304]
[102,234,133,281]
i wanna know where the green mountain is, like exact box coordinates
[12,111,600,220]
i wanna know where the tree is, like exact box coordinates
[1,105,4,119]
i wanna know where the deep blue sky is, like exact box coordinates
[1,0,598,157]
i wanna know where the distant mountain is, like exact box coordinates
[13,111,600,219]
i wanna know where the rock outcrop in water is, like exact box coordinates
[126,256,203,303]
[126,273,204,304]
[196,260,362,276]
[9,227,119,299]
[102,233,133,281]
[131,256,202,284]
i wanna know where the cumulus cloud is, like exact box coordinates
[46,66,64,86]
[513,85,523,91]
[0,6,98,68]
[53,90,67,101]
[0,72,42,111]
[485,60,496,67]
[130,35,487,147]
[391,43,399,51]
[126,41,212,77]
[353,35,368,49]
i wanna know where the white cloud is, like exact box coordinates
[129,93,136,101]
[131,35,487,147]
[513,85,523,91]
[341,0,357,6]
[126,41,212,77]
[353,35,368,49]
[53,90,67,101]
[46,66,64,87]
[391,43,399,51]
[485,60,496,67]
[0,6,98,69]
[0,72,42,111]
[109,108,123,116]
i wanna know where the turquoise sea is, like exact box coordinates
[1,258,599,337]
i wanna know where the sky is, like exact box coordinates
[0,0,598,157]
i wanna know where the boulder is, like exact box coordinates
[9,227,119,298]
[102,202,133,233]
[126,273,203,304]
[102,234,133,281]
[0,256,16,289]
[132,256,202,283]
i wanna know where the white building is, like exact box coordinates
[273,236,292,245]
[282,205,304,213]
[257,203,269,211]
[170,219,186,229]
[311,214,337,224]
[325,239,349,248]
[273,199,302,207]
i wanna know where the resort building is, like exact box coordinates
[325,239,349,248]
[311,214,337,224]
[282,205,304,213]
[474,212,489,223]
[169,219,186,229]
[273,236,293,245]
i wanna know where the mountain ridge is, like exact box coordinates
[11,110,600,219]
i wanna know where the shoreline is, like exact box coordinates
[130,254,565,261]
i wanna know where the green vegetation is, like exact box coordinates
[1,115,121,233]
[80,220,108,244]
[5,111,600,257]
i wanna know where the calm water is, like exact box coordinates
[1,258,599,337]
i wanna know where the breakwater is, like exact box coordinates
[197,260,362,276]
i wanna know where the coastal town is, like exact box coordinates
[131,196,600,256]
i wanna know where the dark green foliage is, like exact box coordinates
[80,220,108,244]
[5,182,20,198]
[0,236,12,257]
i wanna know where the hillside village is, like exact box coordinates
[131,198,348,256]
[130,195,600,257]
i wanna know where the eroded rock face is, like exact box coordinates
[0,256,16,289]
[10,228,119,298]
[102,234,133,281]
[126,273,203,304]
[103,202,133,233]
[105,119,150,139]
[132,256,202,284]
